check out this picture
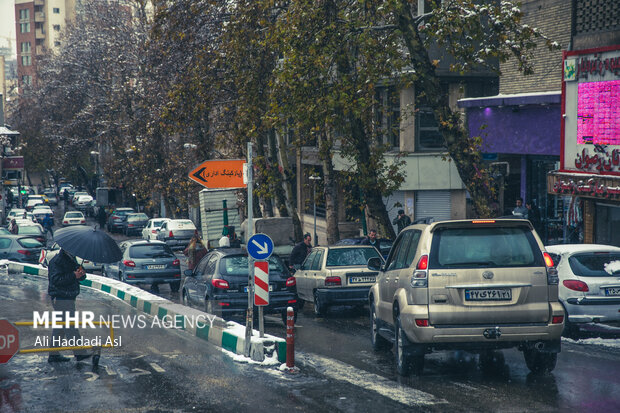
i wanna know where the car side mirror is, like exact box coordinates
[184,269,194,277]
[367,257,382,271]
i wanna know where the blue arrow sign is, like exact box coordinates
[247,233,274,260]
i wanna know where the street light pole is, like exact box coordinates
[309,175,321,246]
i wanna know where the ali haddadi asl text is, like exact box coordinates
[34,335,121,348]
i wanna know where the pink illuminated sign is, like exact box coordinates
[577,80,620,145]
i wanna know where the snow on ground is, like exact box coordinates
[563,337,620,349]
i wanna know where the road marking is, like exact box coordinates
[149,362,165,373]
[84,372,99,382]
[299,353,446,406]
[104,365,117,376]
[131,368,151,377]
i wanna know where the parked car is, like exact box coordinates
[0,228,10,235]
[38,242,102,272]
[102,240,181,292]
[334,237,393,259]
[546,244,620,338]
[181,249,297,323]
[58,184,74,196]
[6,208,26,224]
[107,208,135,233]
[25,198,44,211]
[156,219,197,250]
[71,191,89,206]
[85,200,98,217]
[0,235,44,264]
[367,219,564,376]
[295,245,384,315]
[121,213,149,236]
[75,195,94,211]
[142,218,171,241]
[14,220,46,244]
[44,191,58,206]
[62,211,86,226]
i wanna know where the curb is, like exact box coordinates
[6,261,287,363]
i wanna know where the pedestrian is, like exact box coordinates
[42,214,54,240]
[227,226,241,248]
[513,197,528,217]
[63,189,69,205]
[361,229,380,252]
[219,227,230,247]
[47,249,91,363]
[97,206,107,230]
[6,189,13,207]
[183,231,208,271]
[290,233,312,269]
[525,200,542,232]
[8,219,18,235]
[392,209,412,233]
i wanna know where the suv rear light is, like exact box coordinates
[543,252,559,285]
[472,220,496,224]
[552,315,564,324]
[123,260,136,267]
[212,279,229,289]
[325,276,341,286]
[415,319,429,327]
[543,252,554,267]
[563,280,589,292]
[286,277,296,287]
[172,259,180,266]
[411,255,428,288]
[169,231,174,238]
[17,250,30,255]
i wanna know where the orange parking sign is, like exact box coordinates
[188,159,247,189]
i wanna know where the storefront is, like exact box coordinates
[547,46,620,247]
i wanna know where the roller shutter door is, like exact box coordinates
[415,190,451,221]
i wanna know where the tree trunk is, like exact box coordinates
[275,129,304,242]
[395,0,493,218]
[256,132,274,217]
[269,129,289,217]
[319,131,340,244]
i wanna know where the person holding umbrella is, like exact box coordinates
[47,249,91,363]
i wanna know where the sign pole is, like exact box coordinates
[245,142,254,357]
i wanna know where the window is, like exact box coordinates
[20,23,30,33]
[194,254,211,275]
[53,25,60,31]
[0,238,12,249]
[301,251,317,271]
[129,244,175,259]
[568,253,620,277]
[375,86,400,148]
[416,108,444,151]
[19,9,30,20]
[204,255,218,275]
[22,75,32,85]
[21,55,31,66]
[310,250,324,270]
[326,248,381,267]
[54,41,61,47]
[21,42,31,53]
[53,7,60,13]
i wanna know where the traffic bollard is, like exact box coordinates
[286,306,295,369]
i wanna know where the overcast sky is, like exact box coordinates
[1,0,17,58]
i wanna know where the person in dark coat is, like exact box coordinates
[392,209,412,233]
[361,229,380,253]
[290,233,312,268]
[227,226,241,248]
[42,214,54,243]
[6,189,13,207]
[47,249,90,363]
[526,200,542,234]
[8,219,18,234]
[97,206,107,230]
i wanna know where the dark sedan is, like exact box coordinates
[106,207,135,233]
[0,235,44,264]
[181,249,298,323]
[122,213,149,236]
[102,240,182,292]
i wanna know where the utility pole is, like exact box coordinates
[244,142,254,357]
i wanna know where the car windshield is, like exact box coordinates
[173,220,195,228]
[115,210,133,216]
[152,220,168,228]
[18,226,42,235]
[568,253,620,277]
[66,212,83,218]
[431,227,542,268]
[129,244,175,258]
[18,238,43,248]
[219,255,286,276]
[128,214,148,222]
[326,247,381,266]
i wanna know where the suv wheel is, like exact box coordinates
[313,291,325,316]
[370,302,391,351]
[395,315,424,376]
[523,348,557,374]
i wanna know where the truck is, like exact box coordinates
[198,188,242,248]
[96,187,123,207]
[239,217,296,265]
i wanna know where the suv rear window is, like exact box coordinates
[430,227,543,268]
[326,247,381,267]
[129,244,175,258]
[568,253,620,277]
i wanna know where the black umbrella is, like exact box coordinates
[53,225,122,264]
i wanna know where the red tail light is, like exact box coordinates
[552,315,564,324]
[286,277,296,287]
[288,299,297,304]
[325,276,341,286]
[128,224,134,227]
[543,252,554,267]
[169,230,174,238]
[212,279,229,289]
[415,319,429,327]
[17,250,30,255]
[81,220,86,224]
[63,221,68,224]
[172,259,180,266]
[123,260,136,267]
[416,255,428,270]
[563,280,589,292]
[152,230,157,233]
[218,302,230,306]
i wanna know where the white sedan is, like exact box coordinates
[142,218,171,241]
[546,244,620,338]
[62,211,86,226]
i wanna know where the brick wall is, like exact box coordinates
[500,0,572,95]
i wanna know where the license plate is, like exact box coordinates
[605,287,620,296]
[244,285,273,292]
[147,265,165,270]
[465,289,512,301]
[349,276,376,284]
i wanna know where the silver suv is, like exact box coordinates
[368,219,564,376]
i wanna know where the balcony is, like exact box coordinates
[34,0,45,5]
[34,12,45,22]
[35,29,45,39]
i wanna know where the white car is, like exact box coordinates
[141,218,171,241]
[72,191,89,205]
[39,242,101,272]
[75,195,94,209]
[25,198,44,211]
[546,244,620,338]
[6,209,26,224]
[62,211,86,226]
